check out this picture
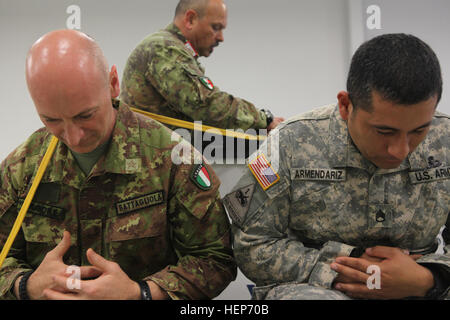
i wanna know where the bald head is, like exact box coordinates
[26,29,109,97]
[26,29,120,154]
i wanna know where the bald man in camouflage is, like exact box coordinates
[0,29,236,300]
[120,0,284,131]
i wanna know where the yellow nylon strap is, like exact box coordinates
[130,107,267,141]
[0,136,59,268]
[0,109,265,268]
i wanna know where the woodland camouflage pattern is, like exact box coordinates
[120,23,267,130]
[0,100,236,300]
[225,104,450,299]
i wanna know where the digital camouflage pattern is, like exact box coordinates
[225,104,450,299]
[120,23,267,130]
[0,100,236,300]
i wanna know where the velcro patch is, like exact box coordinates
[190,163,212,190]
[248,154,280,191]
[125,158,141,173]
[409,166,450,184]
[199,76,214,90]
[116,191,164,215]
[291,168,346,181]
[223,184,255,226]
[17,198,66,220]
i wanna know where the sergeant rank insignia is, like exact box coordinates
[248,154,280,190]
[190,163,212,190]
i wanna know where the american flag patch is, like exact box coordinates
[248,154,280,190]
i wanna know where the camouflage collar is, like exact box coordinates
[100,99,142,175]
[165,23,188,45]
[165,23,199,58]
[327,105,374,171]
[407,114,446,171]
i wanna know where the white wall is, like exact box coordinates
[360,0,450,114]
[0,0,448,300]
[0,0,350,161]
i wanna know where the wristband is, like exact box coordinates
[137,280,152,300]
[261,109,274,126]
[18,271,33,300]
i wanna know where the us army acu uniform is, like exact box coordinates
[224,104,450,299]
[120,23,267,130]
[0,100,236,300]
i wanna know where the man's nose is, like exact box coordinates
[63,123,84,147]
[387,135,410,161]
[216,30,224,43]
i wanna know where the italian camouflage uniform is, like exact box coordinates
[224,104,450,299]
[120,23,267,130]
[0,100,236,300]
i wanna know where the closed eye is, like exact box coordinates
[76,113,94,120]
[376,130,395,136]
[43,117,60,123]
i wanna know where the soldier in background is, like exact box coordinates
[120,0,284,132]
[0,29,236,300]
[224,34,449,299]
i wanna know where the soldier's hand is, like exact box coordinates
[333,251,384,284]
[43,248,141,300]
[331,246,434,299]
[267,117,284,132]
[16,231,88,299]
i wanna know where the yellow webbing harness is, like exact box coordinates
[0,110,266,268]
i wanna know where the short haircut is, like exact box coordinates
[175,0,210,19]
[347,33,442,112]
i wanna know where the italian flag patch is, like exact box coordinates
[190,163,212,190]
[199,77,214,90]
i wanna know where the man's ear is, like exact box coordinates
[184,9,198,30]
[109,65,120,98]
[337,91,353,121]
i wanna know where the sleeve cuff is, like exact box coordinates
[307,241,355,288]
[421,263,450,299]
[0,268,32,300]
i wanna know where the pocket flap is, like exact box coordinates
[107,212,165,242]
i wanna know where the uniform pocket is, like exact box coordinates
[107,212,164,242]
[106,211,176,279]
[289,184,349,241]
[22,214,76,267]
[22,214,66,244]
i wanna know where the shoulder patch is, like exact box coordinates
[248,154,280,190]
[223,184,255,226]
[199,76,214,90]
[190,163,212,190]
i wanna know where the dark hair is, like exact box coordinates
[347,33,442,112]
